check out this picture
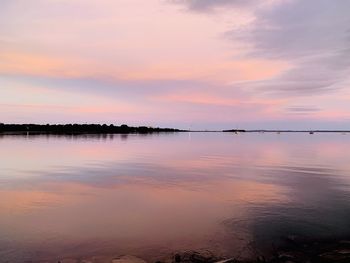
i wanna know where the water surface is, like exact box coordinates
[1,132,350,262]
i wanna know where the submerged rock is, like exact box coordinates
[215,258,237,263]
[171,251,221,263]
[58,259,78,263]
[112,255,147,263]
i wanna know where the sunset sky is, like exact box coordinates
[1,0,350,129]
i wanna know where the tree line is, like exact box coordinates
[0,123,184,134]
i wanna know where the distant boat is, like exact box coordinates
[309,131,314,134]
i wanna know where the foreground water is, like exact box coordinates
[1,132,350,262]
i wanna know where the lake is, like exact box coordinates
[1,132,350,262]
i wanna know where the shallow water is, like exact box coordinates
[1,132,350,262]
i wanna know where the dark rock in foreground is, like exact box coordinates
[162,238,350,263]
[52,238,350,263]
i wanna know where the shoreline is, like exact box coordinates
[1,124,350,134]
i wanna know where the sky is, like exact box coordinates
[1,0,350,130]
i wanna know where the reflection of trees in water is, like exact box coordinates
[0,132,179,141]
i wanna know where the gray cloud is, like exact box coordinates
[170,0,259,12]
[263,57,345,95]
[240,0,350,59]
[230,56,345,97]
[225,0,350,96]
[172,0,350,96]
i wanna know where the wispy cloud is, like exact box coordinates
[170,0,260,12]
[286,106,320,114]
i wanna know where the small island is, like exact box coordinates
[0,123,186,135]
[223,129,246,133]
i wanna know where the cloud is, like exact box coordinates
[0,72,286,127]
[246,0,350,60]
[171,0,350,97]
[224,0,350,96]
[170,0,260,12]
[286,106,320,114]
[232,57,347,97]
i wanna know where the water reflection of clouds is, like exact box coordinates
[233,167,350,252]
[1,133,350,260]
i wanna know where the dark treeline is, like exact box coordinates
[0,123,185,134]
[223,129,246,132]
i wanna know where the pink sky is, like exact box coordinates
[1,0,350,129]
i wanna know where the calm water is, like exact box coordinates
[1,132,350,262]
